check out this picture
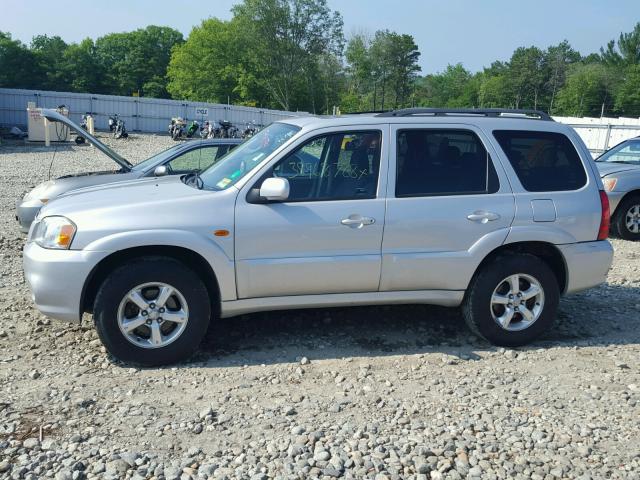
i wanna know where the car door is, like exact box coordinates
[165,145,225,174]
[380,124,515,291]
[234,127,388,298]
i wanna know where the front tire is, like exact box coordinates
[611,195,640,241]
[94,257,211,366]
[463,254,559,347]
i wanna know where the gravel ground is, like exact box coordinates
[0,133,639,480]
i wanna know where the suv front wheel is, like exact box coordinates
[94,256,211,366]
[463,254,559,347]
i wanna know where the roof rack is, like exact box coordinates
[376,108,553,121]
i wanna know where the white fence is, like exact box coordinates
[0,88,304,133]
[554,115,640,156]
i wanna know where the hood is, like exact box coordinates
[40,109,133,171]
[595,161,640,177]
[41,175,207,219]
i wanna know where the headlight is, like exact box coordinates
[603,177,617,191]
[32,216,76,249]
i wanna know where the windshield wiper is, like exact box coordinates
[182,172,204,190]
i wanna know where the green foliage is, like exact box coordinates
[555,63,613,117]
[96,26,183,97]
[0,32,43,88]
[342,30,420,111]
[4,18,640,118]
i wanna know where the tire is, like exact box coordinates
[611,195,640,241]
[93,256,211,366]
[462,253,559,347]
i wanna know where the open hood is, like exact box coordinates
[40,109,133,171]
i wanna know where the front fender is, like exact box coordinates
[80,229,236,301]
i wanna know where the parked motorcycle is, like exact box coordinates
[168,117,186,140]
[75,114,89,144]
[218,120,238,138]
[108,114,118,133]
[200,121,214,139]
[186,120,200,138]
[241,121,258,139]
[108,114,128,139]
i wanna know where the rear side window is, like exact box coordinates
[396,129,499,197]
[493,130,587,192]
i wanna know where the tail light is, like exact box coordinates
[598,190,610,240]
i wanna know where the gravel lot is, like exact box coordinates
[0,133,639,480]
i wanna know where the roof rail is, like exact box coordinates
[376,108,553,121]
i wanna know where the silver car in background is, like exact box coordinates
[596,137,640,240]
[16,109,241,232]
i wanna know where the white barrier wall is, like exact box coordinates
[554,115,640,156]
[0,88,305,133]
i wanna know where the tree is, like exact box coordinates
[30,35,69,91]
[96,26,183,97]
[232,0,344,111]
[555,63,613,117]
[0,32,43,88]
[543,40,581,114]
[167,18,256,104]
[601,22,640,66]
[415,64,478,108]
[614,64,640,116]
[508,46,545,109]
[62,39,106,93]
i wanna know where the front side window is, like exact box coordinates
[199,123,300,190]
[596,140,640,165]
[396,129,499,197]
[493,130,587,192]
[167,146,221,174]
[269,131,381,201]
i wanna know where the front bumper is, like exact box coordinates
[23,242,109,323]
[557,240,613,294]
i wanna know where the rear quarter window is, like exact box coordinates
[493,130,587,192]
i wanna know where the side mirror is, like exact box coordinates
[154,165,168,177]
[259,177,289,201]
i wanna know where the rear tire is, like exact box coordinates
[94,256,211,366]
[463,254,559,347]
[611,195,640,241]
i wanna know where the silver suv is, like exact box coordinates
[23,108,614,366]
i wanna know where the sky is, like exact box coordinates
[2,0,640,74]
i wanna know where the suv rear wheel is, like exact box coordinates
[94,256,211,366]
[611,194,640,241]
[463,254,559,347]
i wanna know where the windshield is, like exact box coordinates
[199,123,300,190]
[131,143,186,172]
[596,140,640,165]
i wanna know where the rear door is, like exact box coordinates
[491,129,599,242]
[380,124,515,291]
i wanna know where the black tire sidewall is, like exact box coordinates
[464,255,559,347]
[614,196,640,241]
[94,258,211,366]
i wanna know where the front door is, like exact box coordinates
[235,128,388,298]
[380,124,516,291]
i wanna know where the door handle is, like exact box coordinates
[467,211,500,223]
[340,215,375,228]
